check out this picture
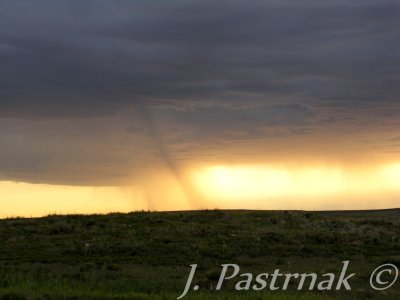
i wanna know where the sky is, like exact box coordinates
[1,0,400,217]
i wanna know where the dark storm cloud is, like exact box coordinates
[1,0,399,118]
[1,0,399,185]
[0,115,157,185]
[156,104,314,136]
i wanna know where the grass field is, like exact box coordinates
[0,209,399,299]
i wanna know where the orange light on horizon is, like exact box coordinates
[0,171,194,218]
[192,165,344,200]
[380,163,400,189]
[0,181,137,218]
[1,162,400,218]
[191,163,400,209]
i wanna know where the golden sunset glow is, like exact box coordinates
[191,162,400,209]
[380,163,400,188]
[2,162,400,218]
[0,171,192,218]
[0,181,135,218]
[192,165,343,199]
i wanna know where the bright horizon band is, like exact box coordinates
[2,162,400,218]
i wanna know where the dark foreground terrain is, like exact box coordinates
[0,209,399,299]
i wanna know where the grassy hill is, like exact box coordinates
[0,209,399,299]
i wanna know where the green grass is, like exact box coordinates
[0,209,399,299]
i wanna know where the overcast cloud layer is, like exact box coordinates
[0,0,399,185]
